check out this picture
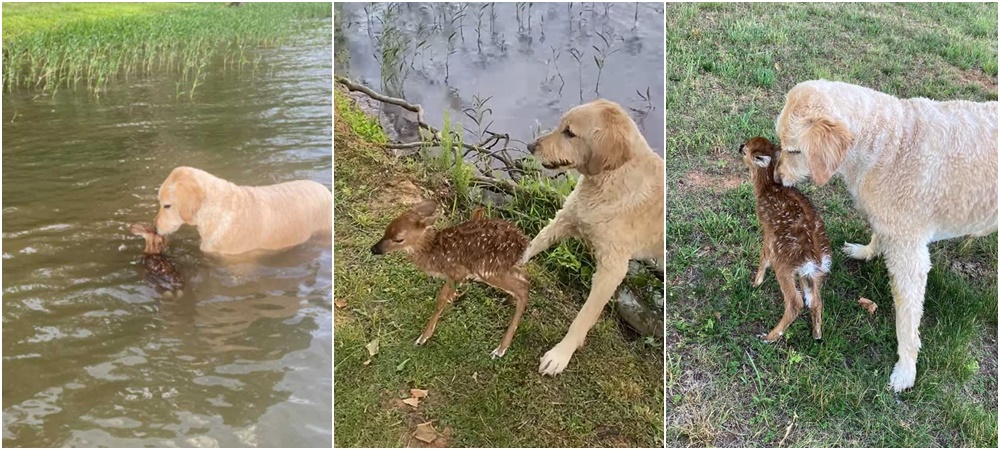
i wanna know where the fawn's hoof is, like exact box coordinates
[757,332,780,343]
[490,347,506,359]
[414,335,429,346]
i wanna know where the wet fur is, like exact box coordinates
[154,166,332,255]
[371,200,530,358]
[130,223,184,297]
[523,99,665,376]
[742,137,832,342]
[774,79,998,392]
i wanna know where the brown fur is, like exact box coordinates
[742,137,832,341]
[371,200,530,358]
[130,223,184,297]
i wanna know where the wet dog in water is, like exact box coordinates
[371,200,530,358]
[130,223,184,297]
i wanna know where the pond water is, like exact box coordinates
[1,24,332,447]
[335,2,665,154]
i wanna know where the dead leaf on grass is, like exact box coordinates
[362,359,371,366]
[402,397,420,408]
[335,298,348,309]
[366,338,380,357]
[858,297,877,315]
[410,389,428,398]
[413,422,438,443]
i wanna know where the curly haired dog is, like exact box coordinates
[523,99,665,376]
[773,80,998,392]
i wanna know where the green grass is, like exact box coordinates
[2,2,331,94]
[333,89,663,447]
[665,3,997,447]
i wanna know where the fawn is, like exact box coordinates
[741,137,832,341]
[371,200,530,358]
[130,223,185,297]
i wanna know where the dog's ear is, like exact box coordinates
[585,106,632,175]
[799,116,852,186]
[411,200,439,227]
[175,177,205,223]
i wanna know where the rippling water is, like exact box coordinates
[2,23,332,447]
[336,2,665,154]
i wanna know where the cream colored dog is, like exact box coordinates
[523,99,665,376]
[155,166,332,255]
[773,79,998,392]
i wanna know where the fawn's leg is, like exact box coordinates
[753,242,771,287]
[797,276,812,308]
[761,269,803,342]
[416,280,457,345]
[809,274,824,340]
[484,268,531,359]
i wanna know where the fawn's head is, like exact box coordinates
[740,137,781,184]
[371,200,439,255]
[130,223,168,254]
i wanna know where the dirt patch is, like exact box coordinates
[390,395,454,448]
[957,68,998,91]
[679,170,744,193]
[375,178,427,208]
[949,258,993,279]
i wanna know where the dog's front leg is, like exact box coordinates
[883,240,931,392]
[538,256,629,376]
[521,213,572,264]
[844,232,880,261]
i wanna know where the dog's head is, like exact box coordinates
[371,200,439,255]
[774,85,853,187]
[155,167,206,235]
[526,99,635,176]
[739,136,781,183]
[130,222,168,254]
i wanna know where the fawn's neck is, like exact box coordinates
[405,228,440,271]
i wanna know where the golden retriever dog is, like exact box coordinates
[523,99,665,376]
[155,167,332,255]
[773,79,998,392]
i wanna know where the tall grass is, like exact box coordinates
[2,3,331,94]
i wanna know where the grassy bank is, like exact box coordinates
[333,89,663,447]
[2,2,331,93]
[665,2,997,447]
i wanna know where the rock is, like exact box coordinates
[613,261,664,337]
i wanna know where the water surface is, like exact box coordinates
[2,24,332,447]
[336,2,665,154]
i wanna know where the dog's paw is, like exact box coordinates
[490,347,506,359]
[843,242,876,260]
[538,344,575,376]
[888,361,917,393]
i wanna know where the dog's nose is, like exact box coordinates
[527,141,537,154]
[773,171,782,184]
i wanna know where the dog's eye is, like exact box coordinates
[784,148,800,154]
[163,204,171,209]
[563,128,576,138]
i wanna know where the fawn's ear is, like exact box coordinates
[130,223,152,236]
[753,154,771,168]
[411,200,439,227]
